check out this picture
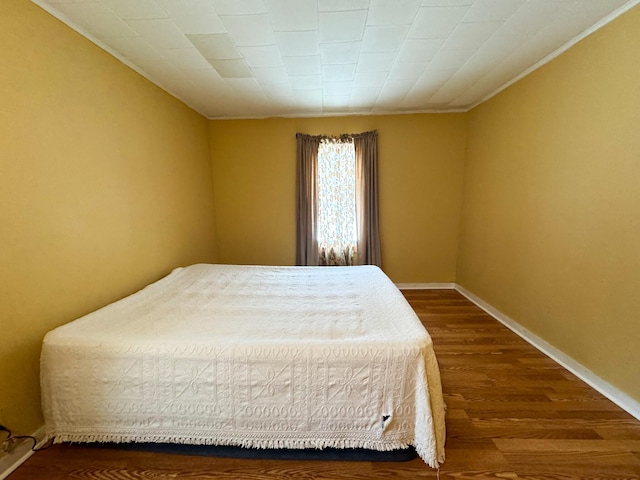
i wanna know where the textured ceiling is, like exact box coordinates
[33,0,639,119]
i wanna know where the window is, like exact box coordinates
[296,130,381,268]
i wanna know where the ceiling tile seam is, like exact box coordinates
[317,7,370,14]
[97,1,171,22]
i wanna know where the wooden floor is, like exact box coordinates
[10,290,640,479]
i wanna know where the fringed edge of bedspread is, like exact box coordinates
[47,432,443,469]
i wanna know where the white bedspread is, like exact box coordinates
[41,264,445,467]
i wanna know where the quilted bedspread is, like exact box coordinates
[41,264,446,467]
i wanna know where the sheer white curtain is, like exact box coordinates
[317,138,357,266]
[296,131,381,267]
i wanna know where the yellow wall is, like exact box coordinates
[0,1,218,432]
[458,6,640,400]
[209,114,466,283]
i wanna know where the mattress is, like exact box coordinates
[41,264,445,467]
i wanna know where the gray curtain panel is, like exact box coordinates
[296,133,321,266]
[354,130,382,268]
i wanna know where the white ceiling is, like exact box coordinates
[33,0,639,119]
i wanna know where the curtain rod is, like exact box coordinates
[296,130,377,141]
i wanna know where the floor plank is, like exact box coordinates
[9,290,640,479]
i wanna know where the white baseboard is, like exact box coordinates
[454,284,640,421]
[396,282,456,290]
[0,426,47,480]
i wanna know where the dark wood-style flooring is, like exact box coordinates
[10,290,640,479]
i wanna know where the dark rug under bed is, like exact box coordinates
[91,442,417,462]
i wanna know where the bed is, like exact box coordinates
[40,264,446,468]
